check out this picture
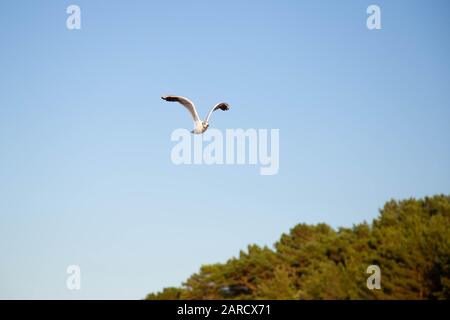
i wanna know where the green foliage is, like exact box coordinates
[146,195,450,300]
[145,287,183,300]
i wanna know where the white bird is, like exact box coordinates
[162,95,230,134]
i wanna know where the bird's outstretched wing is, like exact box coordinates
[204,102,230,123]
[162,95,201,123]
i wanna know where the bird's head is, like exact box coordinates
[202,122,209,131]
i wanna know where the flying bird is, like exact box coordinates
[161,95,230,134]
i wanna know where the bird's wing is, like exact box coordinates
[204,102,230,123]
[161,95,201,123]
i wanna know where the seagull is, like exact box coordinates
[162,95,230,134]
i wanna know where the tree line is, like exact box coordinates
[146,195,450,300]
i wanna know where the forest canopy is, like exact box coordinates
[146,195,450,300]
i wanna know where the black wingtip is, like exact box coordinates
[219,103,230,111]
[162,96,179,102]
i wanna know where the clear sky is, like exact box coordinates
[0,0,449,299]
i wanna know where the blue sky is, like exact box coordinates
[0,0,449,299]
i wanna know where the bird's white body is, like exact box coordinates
[161,95,230,134]
[194,120,205,134]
